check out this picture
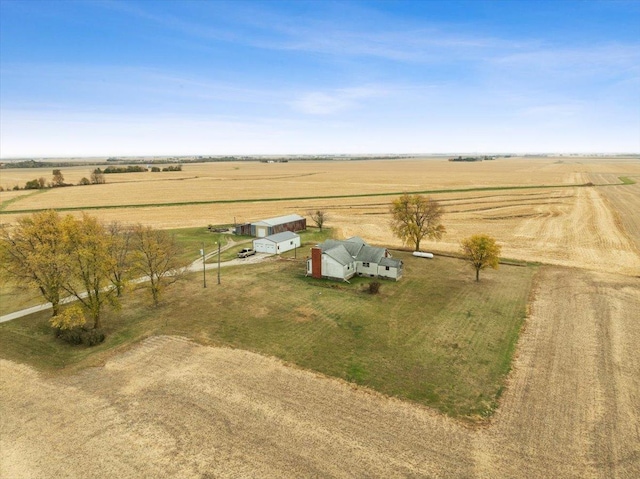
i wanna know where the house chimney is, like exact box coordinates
[311,247,322,278]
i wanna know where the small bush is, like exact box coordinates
[54,326,106,346]
[369,281,381,295]
[82,328,105,346]
[78,177,91,185]
[54,327,84,345]
[151,166,161,172]
[24,179,43,190]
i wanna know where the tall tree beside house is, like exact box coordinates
[131,225,184,306]
[61,214,118,329]
[390,194,445,251]
[460,234,502,281]
[0,210,71,316]
[309,210,329,231]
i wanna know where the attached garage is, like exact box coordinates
[253,231,301,255]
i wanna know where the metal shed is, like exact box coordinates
[253,231,301,254]
[235,214,306,237]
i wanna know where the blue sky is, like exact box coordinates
[1,0,639,157]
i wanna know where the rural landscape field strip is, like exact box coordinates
[2,157,639,477]
[0,182,594,215]
[1,266,638,477]
[475,267,640,478]
[594,182,640,256]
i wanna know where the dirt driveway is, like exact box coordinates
[1,266,638,478]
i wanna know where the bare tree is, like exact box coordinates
[131,225,184,306]
[90,169,105,184]
[52,169,65,187]
[309,210,329,231]
[106,221,133,296]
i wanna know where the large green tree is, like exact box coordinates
[0,210,70,316]
[390,194,445,251]
[460,234,502,281]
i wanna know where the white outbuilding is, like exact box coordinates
[253,231,301,255]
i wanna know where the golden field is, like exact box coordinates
[2,156,640,478]
[2,156,639,275]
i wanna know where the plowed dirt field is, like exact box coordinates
[2,268,638,478]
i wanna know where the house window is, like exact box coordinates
[363,262,370,267]
[385,266,390,271]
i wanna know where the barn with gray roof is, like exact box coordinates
[234,214,306,237]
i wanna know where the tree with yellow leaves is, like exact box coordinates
[390,194,445,251]
[131,224,184,306]
[460,234,502,281]
[0,210,70,316]
[61,214,118,329]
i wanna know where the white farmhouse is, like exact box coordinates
[306,237,403,281]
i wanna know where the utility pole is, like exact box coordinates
[201,243,206,288]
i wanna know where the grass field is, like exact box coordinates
[0,226,331,316]
[0,252,535,420]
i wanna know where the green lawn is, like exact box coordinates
[0,251,536,421]
[166,226,230,265]
[0,279,44,316]
[0,227,331,316]
[618,176,637,185]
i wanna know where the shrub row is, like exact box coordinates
[54,327,105,346]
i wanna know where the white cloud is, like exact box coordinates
[290,86,387,115]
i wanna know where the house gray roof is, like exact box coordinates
[324,245,355,266]
[379,257,402,268]
[319,239,364,257]
[355,245,386,264]
[260,231,299,243]
[345,236,366,245]
[318,239,341,251]
[252,214,304,227]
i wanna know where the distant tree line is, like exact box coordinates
[150,165,183,172]
[448,156,495,162]
[99,165,148,174]
[2,169,105,191]
[2,164,184,191]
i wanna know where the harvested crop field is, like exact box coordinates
[2,156,639,477]
[2,157,639,275]
[1,267,638,478]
